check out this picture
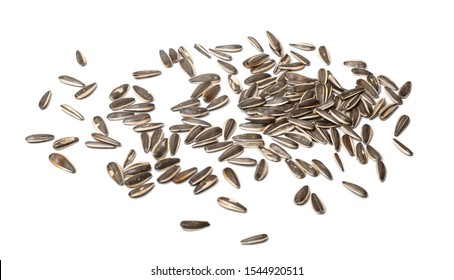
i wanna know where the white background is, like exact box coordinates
[1,1,453,279]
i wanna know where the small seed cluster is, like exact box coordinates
[26,31,413,245]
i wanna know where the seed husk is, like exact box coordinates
[109,84,130,101]
[157,165,181,183]
[271,135,299,149]
[180,107,208,118]
[180,220,210,230]
[318,46,331,65]
[91,133,121,147]
[194,174,218,194]
[49,153,76,173]
[38,90,52,109]
[168,133,180,156]
[171,98,200,112]
[269,143,291,159]
[227,157,257,166]
[228,74,243,94]
[178,46,193,63]
[140,132,150,153]
[294,185,310,205]
[398,81,412,99]
[290,51,311,65]
[194,126,222,143]
[384,87,402,105]
[207,95,229,111]
[123,113,151,126]
[394,115,410,137]
[74,82,97,100]
[169,48,179,63]
[189,167,213,186]
[194,43,211,58]
[53,136,79,150]
[132,70,161,79]
[189,73,221,84]
[123,149,136,168]
[218,60,238,75]
[365,144,381,162]
[155,158,180,172]
[26,134,55,143]
[341,134,354,156]
[312,159,332,180]
[128,182,155,198]
[58,75,85,87]
[343,60,367,68]
[247,36,264,52]
[203,84,221,103]
[311,193,325,214]
[258,146,281,162]
[377,160,386,182]
[125,172,152,188]
[75,50,86,66]
[149,128,163,151]
[290,42,316,51]
[342,181,368,197]
[379,103,399,121]
[222,167,241,189]
[241,234,268,245]
[209,48,232,61]
[286,159,305,179]
[169,124,193,133]
[254,159,268,181]
[295,159,318,177]
[181,117,211,127]
[377,75,398,91]
[133,122,164,132]
[334,153,344,171]
[215,44,243,53]
[218,144,244,162]
[185,125,205,144]
[132,85,154,102]
[107,111,134,121]
[109,97,136,111]
[60,104,84,121]
[92,116,108,136]
[106,162,124,186]
[217,197,247,213]
[85,141,116,149]
[204,141,233,153]
[123,103,155,113]
[392,138,413,156]
[173,167,198,184]
[124,162,151,176]
[340,125,362,141]
[180,58,196,77]
[355,142,368,164]
[330,127,341,152]
[159,50,172,68]
[152,138,168,159]
[361,124,373,144]
[352,68,373,76]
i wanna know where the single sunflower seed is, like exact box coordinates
[342,181,368,197]
[189,167,213,186]
[125,172,152,188]
[217,197,247,213]
[159,50,172,68]
[132,70,161,79]
[222,167,240,189]
[318,46,331,65]
[194,43,211,58]
[74,82,97,100]
[110,84,130,101]
[128,182,155,198]
[26,134,54,143]
[157,165,181,183]
[294,185,310,205]
[173,167,198,184]
[254,159,268,181]
[49,153,76,173]
[311,193,325,214]
[58,75,84,87]
[93,116,109,136]
[392,138,413,156]
[106,162,124,186]
[194,174,218,194]
[75,50,86,66]
[168,133,180,156]
[394,115,410,137]
[377,160,386,182]
[241,234,268,245]
[60,104,84,121]
[334,153,344,171]
[312,159,332,180]
[180,220,210,230]
[123,149,136,168]
[53,136,79,150]
[38,90,52,109]
[133,85,154,102]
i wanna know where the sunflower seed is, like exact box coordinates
[74,82,97,100]
[207,95,229,111]
[53,136,79,150]
[360,124,372,144]
[204,141,233,153]
[128,182,155,198]
[394,115,410,137]
[311,193,325,214]
[168,133,180,156]
[91,116,108,136]
[203,84,221,103]
[247,36,264,52]
[180,107,208,118]
[155,158,180,172]
[269,143,291,159]
[85,141,116,149]
[123,149,136,168]
[194,174,218,194]
[75,50,87,66]
[189,73,221,84]
[329,108,352,125]
[178,46,193,63]
[227,157,257,166]
[109,97,136,111]
[38,90,52,109]
[133,122,164,132]
[60,104,84,120]
[379,103,398,121]
[152,138,168,159]
[173,167,198,184]
[241,233,268,245]
[377,75,398,90]
[312,159,332,180]
[215,44,242,53]
[318,46,330,65]
[141,132,150,153]
[157,165,181,183]
[330,128,341,152]
[107,111,134,121]
[392,138,413,156]
[159,50,172,68]
[290,42,316,51]
[123,102,155,113]
[217,60,238,75]
[284,133,312,148]
[189,167,213,186]
[271,135,299,149]
[26,134,55,143]
[217,197,247,213]
[279,62,305,71]
[398,81,412,99]
[181,117,211,127]
[180,58,195,77]
[254,159,268,181]
[293,159,317,177]
[149,129,163,151]
[171,98,200,112]
[107,162,124,186]
[369,98,386,120]
[334,153,344,171]
[222,167,240,189]
[183,125,203,145]
[239,122,267,132]
[251,59,276,74]
[180,220,210,230]
[125,172,152,188]
[343,60,367,68]
[194,126,222,143]
[132,85,154,102]
[132,70,161,79]
[341,134,354,156]
[218,144,244,162]
[109,84,130,101]
[286,159,305,178]
[49,153,76,173]
[290,51,311,65]
[340,125,362,141]
[232,133,262,142]
[91,133,121,147]
[384,87,402,105]
[342,181,368,197]
[194,43,211,58]
[377,160,386,182]
[124,162,151,176]
[294,185,310,205]
[352,68,373,76]
[58,75,84,87]
[209,49,232,61]
[169,124,193,133]
[355,142,368,164]
[123,113,151,126]
[169,48,179,63]
[258,146,281,162]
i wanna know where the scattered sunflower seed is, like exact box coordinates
[26,134,54,143]
[392,138,413,156]
[222,167,241,189]
[311,193,325,214]
[217,197,247,213]
[241,233,268,245]
[294,185,310,205]
[342,181,368,197]
[180,220,210,230]
[394,115,410,137]
[75,50,87,66]
[38,90,52,109]
[49,153,76,173]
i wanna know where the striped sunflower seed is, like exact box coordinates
[128,182,155,198]
[247,36,264,52]
[74,82,97,100]
[180,58,196,78]
[133,85,154,102]
[26,134,54,143]
[394,115,410,137]
[75,50,86,66]
[392,138,413,156]
[318,46,331,65]
[218,145,244,162]
[294,185,310,205]
[215,44,242,52]
[312,159,332,180]
[311,193,325,214]
[125,172,152,188]
[194,43,211,58]
[132,70,161,79]
[149,129,163,151]
[189,73,221,84]
[85,141,116,149]
[342,181,368,197]
[217,197,247,213]
[222,167,240,189]
[157,165,181,183]
[168,133,180,156]
[285,159,305,179]
[159,50,172,68]
[218,60,238,75]
[295,159,318,177]
[173,167,198,184]
[241,234,268,245]
[180,107,208,118]
[204,141,233,153]
[58,75,84,87]
[209,48,232,61]
[93,116,108,136]
[123,113,151,126]
[152,138,168,159]
[106,162,124,186]
[189,167,213,186]
[110,84,130,101]
[171,98,200,111]
[155,158,180,172]
[254,159,268,181]
[124,162,151,176]
[61,104,84,121]
[343,60,367,68]
[207,95,229,111]
[91,133,121,147]
[133,122,164,132]
[123,149,136,168]
[290,42,316,51]
[227,157,257,166]
[169,48,179,63]
[194,174,218,194]
[180,220,210,230]
[107,111,134,121]
[53,136,79,150]
[334,153,344,171]
[38,90,52,110]
[109,97,136,111]
[365,144,381,162]
[49,153,76,173]
[377,160,386,182]
[398,81,412,99]
[355,142,368,164]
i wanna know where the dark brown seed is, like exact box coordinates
[75,50,86,66]
[318,46,331,65]
[157,165,181,183]
[241,234,268,245]
[38,90,52,109]
[123,113,151,126]
[171,98,200,112]
[149,129,163,151]
[194,175,218,194]
[123,103,155,113]
[152,138,168,160]
[207,95,229,111]
[189,73,221,84]
[365,144,381,162]
[379,103,399,121]
[398,81,412,99]
[341,134,354,156]
[290,51,311,65]
[180,107,208,118]
[377,160,386,182]
[343,60,367,68]
[342,181,368,197]
[133,123,164,133]
[218,60,238,75]
[294,185,310,205]
[168,133,180,156]
[133,85,154,102]
[377,75,398,91]
[125,172,152,188]
[334,153,344,171]
[180,220,210,230]
[107,162,124,186]
[215,44,243,52]
[128,182,155,198]
[155,158,180,172]
[209,48,232,61]
[312,159,332,180]
[132,70,161,79]
[189,167,213,186]
[194,126,222,143]
[330,127,341,152]
[180,58,195,77]
[254,159,268,181]
[217,197,247,213]
[222,167,240,189]
[271,135,299,149]
[173,167,198,184]
[311,193,325,214]
[49,153,76,173]
[340,125,362,141]
[169,48,179,63]
[355,142,368,164]
[185,125,205,144]
[85,141,116,149]
[169,124,193,133]
[74,82,97,100]
[227,157,257,166]
[159,50,172,68]
[218,145,244,162]
[181,117,211,127]
[124,162,152,176]
[178,46,193,63]
[53,136,79,150]
[295,159,318,177]
[91,133,121,147]
[123,149,136,168]
[203,84,221,103]
[109,97,136,111]
[92,116,108,136]
[107,111,134,121]
[258,146,280,162]
[361,124,373,144]
[109,84,130,101]
[247,36,264,52]
[26,134,54,143]
[392,138,413,156]
[290,42,316,51]
[204,141,233,153]
[286,159,305,179]
[269,143,291,159]
[394,115,410,137]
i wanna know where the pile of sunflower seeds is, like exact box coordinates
[26,31,413,245]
